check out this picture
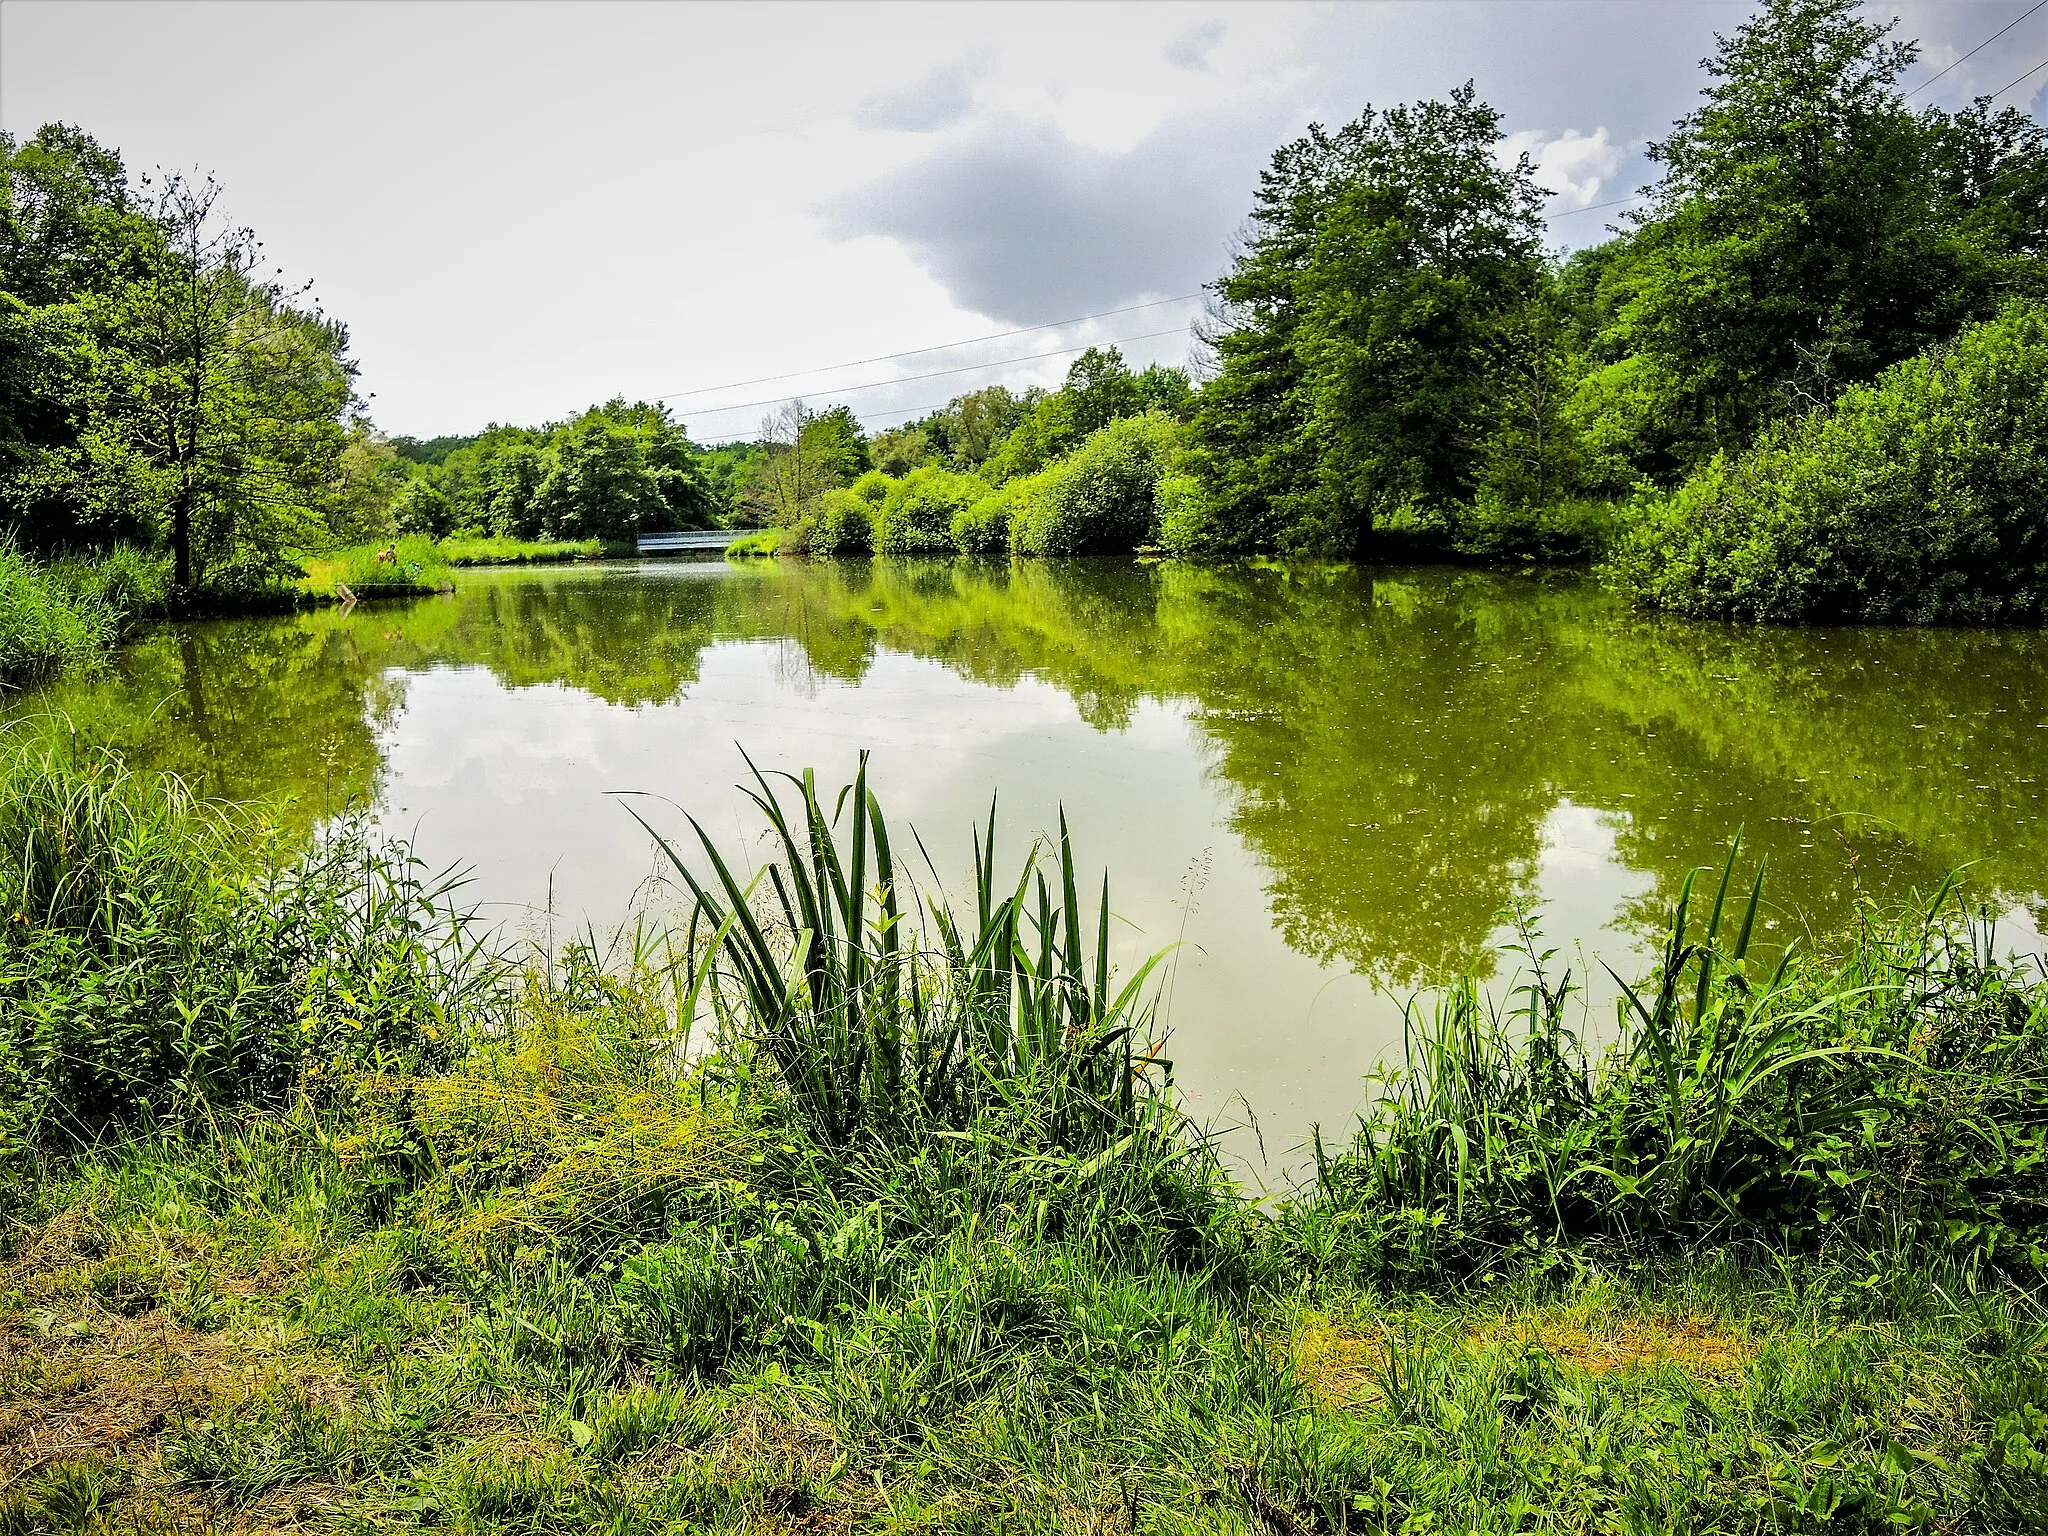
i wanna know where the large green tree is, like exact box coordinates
[2,129,363,586]
[1583,0,2048,475]
[1193,85,1546,554]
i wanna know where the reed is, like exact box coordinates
[629,751,1171,1154]
[1292,840,2048,1281]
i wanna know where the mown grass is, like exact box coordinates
[1,746,2045,1533]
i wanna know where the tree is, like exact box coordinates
[390,476,454,537]
[330,424,404,541]
[79,172,356,587]
[1589,0,2048,469]
[740,401,868,526]
[1,125,158,551]
[1194,84,1546,553]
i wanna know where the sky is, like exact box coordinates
[5,0,2044,442]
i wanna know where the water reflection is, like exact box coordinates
[14,558,2045,1172]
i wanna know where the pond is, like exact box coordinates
[14,557,2048,1179]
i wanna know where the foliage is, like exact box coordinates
[1151,471,1224,558]
[1192,85,1547,556]
[786,487,873,556]
[390,478,454,538]
[1,133,364,590]
[739,402,868,528]
[413,402,718,546]
[1290,846,2048,1284]
[982,349,1189,485]
[1171,0,2048,595]
[871,466,984,555]
[1447,493,1620,562]
[949,480,1018,556]
[0,743,494,1154]
[1008,413,1177,556]
[1608,302,2048,622]
[1584,0,2048,475]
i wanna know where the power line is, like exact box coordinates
[1905,0,2048,99]
[1990,51,2048,101]
[679,326,1192,420]
[655,293,1202,404]
[1550,194,1636,219]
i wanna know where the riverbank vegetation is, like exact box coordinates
[2,746,2045,1531]
[0,131,736,681]
[722,0,2048,624]
[6,0,2045,672]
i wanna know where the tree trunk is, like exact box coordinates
[172,483,193,589]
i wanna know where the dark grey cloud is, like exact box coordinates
[826,1,2041,325]
[855,60,983,133]
[1163,21,1226,70]
[822,108,1274,323]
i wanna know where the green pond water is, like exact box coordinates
[15,557,2048,1177]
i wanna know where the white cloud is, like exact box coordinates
[1498,126,1623,210]
[8,1,2028,438]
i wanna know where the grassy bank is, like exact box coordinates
[298,536,455,600]
[0,546,172,692]
[437,536,616,567]
[2,748,2045,1533]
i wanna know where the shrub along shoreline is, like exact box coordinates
[0,534,642,694]
[2,746,2044,1532]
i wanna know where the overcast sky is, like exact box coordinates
[5,1,2043,441]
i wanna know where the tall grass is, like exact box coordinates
[0,741,496,1155]
[0,545,171,691]
[1290,843,2048,1282]
[636,752,1168,1150]
[438,535,607,567]
[299,535,453,599]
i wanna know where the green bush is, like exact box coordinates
[1450,494,1620,562]
[1010,413,1177,556]
[950,484,1018,556]
[872,467,985,555]
[1608,302,2048,623]
[1152,472,1225,558]
[849,468,895,506]
[789,488,874,555]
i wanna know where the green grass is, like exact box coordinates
[724,526,784,558]
[437,535,613,567]
[2,751,2045,1532]
[0,545,171,692]
[299,535,454,599]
